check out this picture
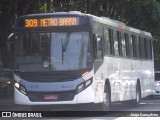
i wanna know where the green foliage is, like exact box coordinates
[1,0,160,69]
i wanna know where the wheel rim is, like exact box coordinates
[136,85,140,103]
[136,91,139,103]
[103,87,110,110]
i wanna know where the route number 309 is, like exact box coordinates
[25,19,38,27]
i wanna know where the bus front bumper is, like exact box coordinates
[14,86,95,105]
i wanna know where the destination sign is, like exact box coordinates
[24,17,79,28]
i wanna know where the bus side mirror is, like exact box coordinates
[7,33,14,53]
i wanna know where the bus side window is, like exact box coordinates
[145,39,152,60]
[109,29,115,55]
[117,31,122,56]
[121,33,126,57]
[114,30,119,56]
[132,35,136,58]
[139,37,145,59]
[125,33,133,58]
[125,33,129,57]
[147,39,152,60]
[128,34,133,58]
[94,34,103,59]
[144,38,148,59]
[135,36,140,58]
[103,27,110,55]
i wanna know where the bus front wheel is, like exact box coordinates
[101,85,111,111]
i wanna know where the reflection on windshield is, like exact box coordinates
[15,32,50,71]
[51,32,90,71]
[15,32,91,72]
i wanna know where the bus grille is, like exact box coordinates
[27,91,76,102]
[15,71,82,82]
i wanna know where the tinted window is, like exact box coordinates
[135,36,140,58]
[103,27,110,55]
[132,35,136,58]
[155,73,160,81]
[109,29,115,55]
[148,39,152,60]
[139,37,145,59]
[125,33,130,57]
[121,33,126,57]
[117,31,122,56]
[114,30,119,56]
[93,22,102,35]
[128,34,133,57]
[146,39,152,60]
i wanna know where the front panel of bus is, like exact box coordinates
[13,14,95,105]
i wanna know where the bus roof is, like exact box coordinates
[19,11,152,37]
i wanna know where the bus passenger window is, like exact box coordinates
[147,39,152,60]
[94,34,103,59]
[135,36,140,58]
[139,37,145,59]
[128,34,133,57]
[125,33,129,57]
[114,30,119,56]
[144,38,148,59]
[132,35,136,58]
[125,33,133,58]
[103,27,110,55]
[117,31,122,56]
[121,33,126,57]
[109,29,115,55]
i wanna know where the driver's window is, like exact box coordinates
[94,35,103,59]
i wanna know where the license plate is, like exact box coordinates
[44,95,58,100]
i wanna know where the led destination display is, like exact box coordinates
[24,17,79,28]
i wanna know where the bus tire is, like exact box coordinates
[101,85,111,111]
[131,82,141,107]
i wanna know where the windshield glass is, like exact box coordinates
[51,32,90,71]
[15,31,91,72]
[15,32,50,71]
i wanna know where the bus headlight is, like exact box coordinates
[77,78,92,93]
[15,82,20,88]
[15,82,26,95]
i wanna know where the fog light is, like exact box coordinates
[6,81,11,84]
[85,79,92,86]
[20,86,26,95]
[77,78,93,93]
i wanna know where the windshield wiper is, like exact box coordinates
[63,32,71,52]
[61,32,71,64]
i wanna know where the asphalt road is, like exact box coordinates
[0,96,160,111]
[0,96,160,119]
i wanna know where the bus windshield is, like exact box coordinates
[15,31,91,72]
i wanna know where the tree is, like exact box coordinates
[1,0,160,69]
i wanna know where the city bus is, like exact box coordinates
[13,11,154,111]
